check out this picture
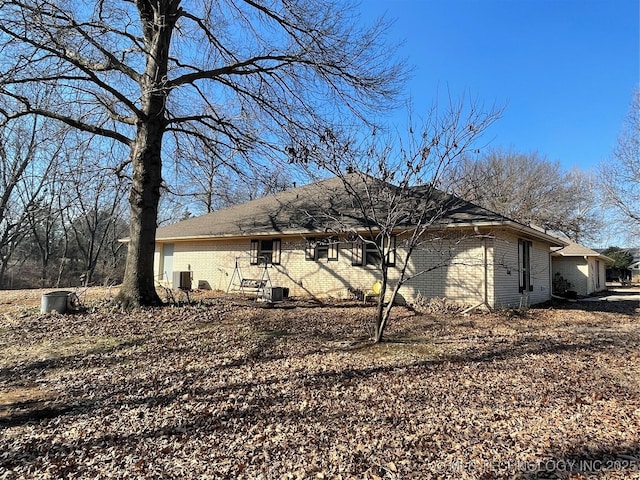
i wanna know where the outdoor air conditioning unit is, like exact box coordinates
[264,286,283,302]
[172,271,192,290]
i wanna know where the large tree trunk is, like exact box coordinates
[116,123,164,307]
[0,259,8,289]
[115,1,177,307]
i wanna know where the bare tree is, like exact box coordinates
[165,132,294,216]
[4,130,129,288]
[60,141,129,286]
[0,117,57,287]
[298,97,501,342]
[601,88,640,240]
[442,149,602,243]
[24,171,67,287]
[0,0,405,306]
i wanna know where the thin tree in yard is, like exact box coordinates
[297,98,501,343]
[0,0,405,306]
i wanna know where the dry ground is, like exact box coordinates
[0,288,639,479]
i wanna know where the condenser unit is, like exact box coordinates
[172,271,192,290]
[264,286,283,302]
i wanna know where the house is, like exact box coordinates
[597,247,639,284]
[551,242,613,296]
[630,260,640,284]
[624,248,640,284]
[153,174,565,308]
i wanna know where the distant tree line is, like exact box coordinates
[0,115,296,290]
[441,149,602,244]
[601,88,640,242]
[0,118,128,289]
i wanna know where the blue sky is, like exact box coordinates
[361,0,639,172]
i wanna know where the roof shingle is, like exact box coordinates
[154,173,563,245]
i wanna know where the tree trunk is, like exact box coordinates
[0,258,8,289]
[373,280,404,344]
[373,270,389,343]
[115,1,177,308]
[116,122,164,307]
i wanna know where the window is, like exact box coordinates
[250,238,281,265]
[518,239,533,293]
[305,237,338,262]
[250,240,259,265]
[352,235,396,266]
[365,240,381,266]
[352,238,363,266]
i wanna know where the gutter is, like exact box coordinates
[441,221,567,247]
[122,217,569,250]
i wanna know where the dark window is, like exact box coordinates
[306,237,338,262]
[261,239,274,264]
[518,239,533,292]
[250,238,281,265]
[365,240,381,266]
[352,235,396,267]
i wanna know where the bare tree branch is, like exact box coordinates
[600,88,640,239]
[296,97,502,342]
[0,0,406,305]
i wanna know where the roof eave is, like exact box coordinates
[442,221,567,247]
[551,250,615,264]
[143,220,568,247]
[154,229,327,243]
[598,254,615,264]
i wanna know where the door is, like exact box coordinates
[163,243,174,283]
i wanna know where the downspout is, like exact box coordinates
[585,255,591,295]
[549,250,553,298]
[483,237,488,307]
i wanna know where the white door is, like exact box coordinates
[163,244,174,283]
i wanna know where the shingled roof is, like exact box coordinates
[552,241,614,263]
[154,173,565,246]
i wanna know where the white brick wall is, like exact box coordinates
[552,256,607,296]
[492,231,552,308]
[552,256,588,295]
[402,234,486,305]
[154,229,554,308]
[154,237,380,298]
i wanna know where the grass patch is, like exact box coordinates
[0,386,54,414]
[0,335,142,368]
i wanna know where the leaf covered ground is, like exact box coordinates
[1,289,639,479]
